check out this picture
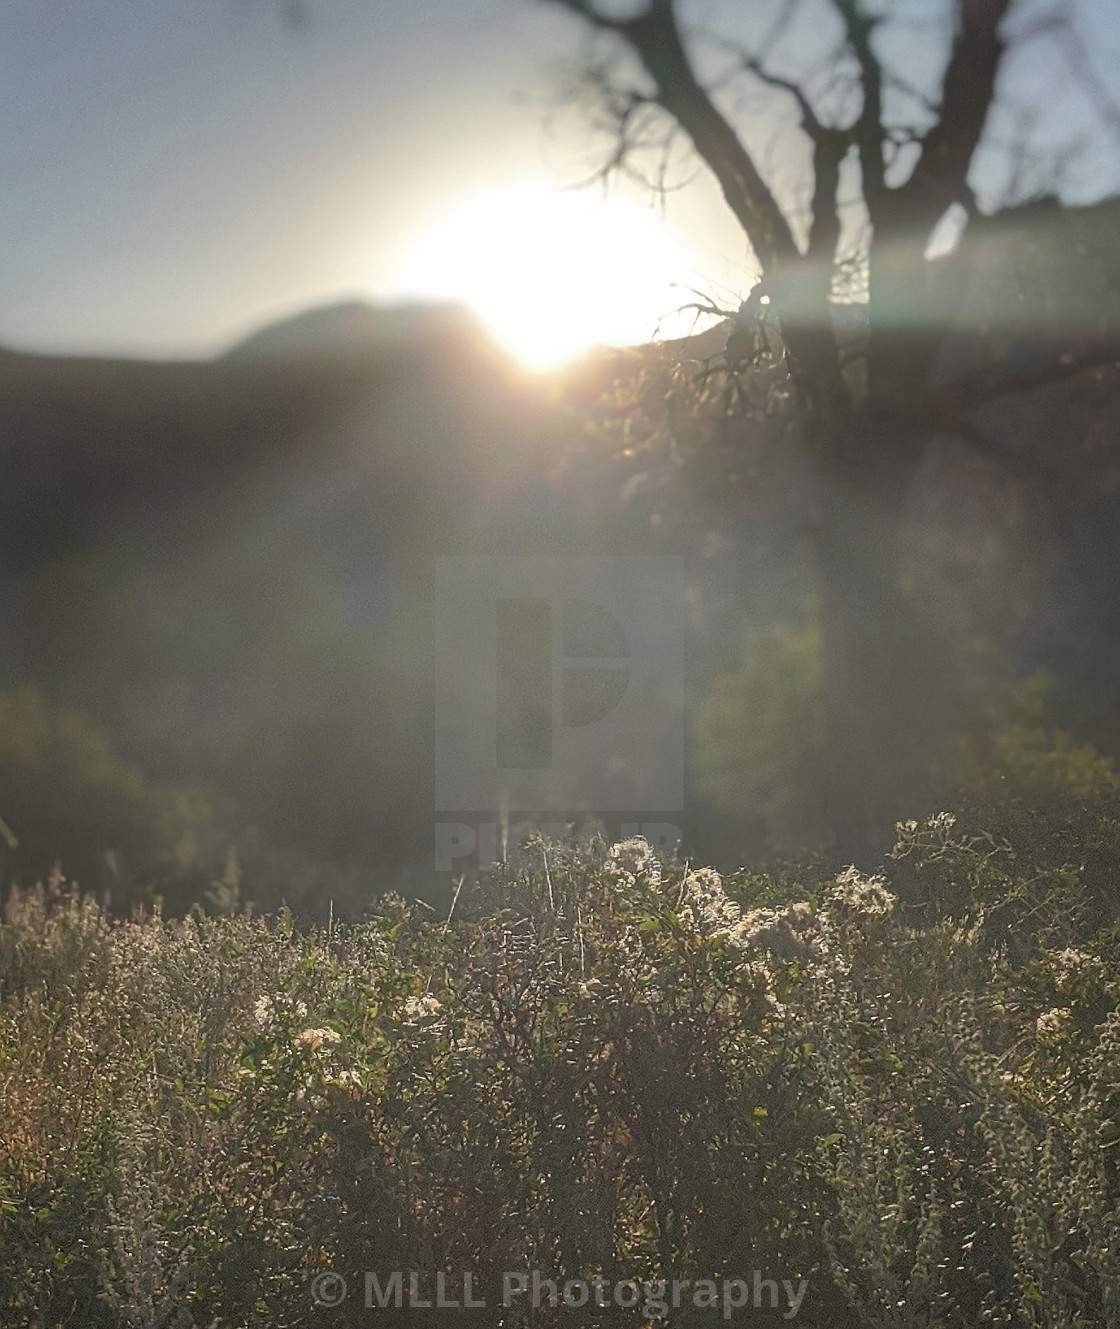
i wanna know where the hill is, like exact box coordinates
[0,301,563,906]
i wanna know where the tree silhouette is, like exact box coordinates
[546,0,1120,861]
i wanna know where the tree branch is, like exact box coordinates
[549,0,852,412]
[733,51,831,145]
[833,0,886,219]
[890,0,1013,228]
[550,0,800,275]
[713,42,851,264]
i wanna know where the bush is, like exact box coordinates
[1,820,1118,1327]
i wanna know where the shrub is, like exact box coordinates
[1,820,1118,1327]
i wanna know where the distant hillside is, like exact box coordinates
[226,299,485,362]
[0,301,521,558]
[0,300,565,906]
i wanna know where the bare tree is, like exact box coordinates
[546,0,1120,861]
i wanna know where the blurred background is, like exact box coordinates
[1,0,1119,916]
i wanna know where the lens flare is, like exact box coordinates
[382,184,701,369]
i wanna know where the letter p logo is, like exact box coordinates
[435,557,683,814]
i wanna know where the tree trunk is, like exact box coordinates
[813,425,946,867]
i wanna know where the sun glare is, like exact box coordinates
[382,185,701,370]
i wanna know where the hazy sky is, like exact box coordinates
[1,0,1117,361]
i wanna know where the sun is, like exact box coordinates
[382,185,701,370]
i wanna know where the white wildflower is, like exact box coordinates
[729,906,778,946]
[294,1027,341,1052]
[832,866,895,917]
[402,994,443,1022]
[927,811,957,834]
[606,837,662,887]
[728,904,816,961]
[1052,948,1102,991]
[1035,1007,1071,1039]
[1054,947,1094,978]
[252,995,275,1028]
[680,867,739,932]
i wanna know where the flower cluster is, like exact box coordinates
[679,867,739,932]
[252,995,307,1029]
[728,901,816,961]
[1035,1007,1072,1039]
[606,837,662,888]
[401,993,443,1022]
[294,1027,341,1053]
[1051,947,1102,991]
[678,869,816,963]
[829,866,896,918]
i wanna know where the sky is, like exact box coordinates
[1,0,1117,366]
